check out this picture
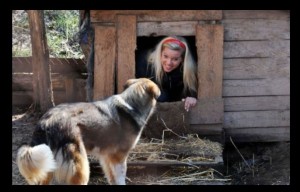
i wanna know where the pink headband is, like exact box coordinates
[163,38,186,49]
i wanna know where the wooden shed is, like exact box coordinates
[79,10,290,143]
[12,10,290,143]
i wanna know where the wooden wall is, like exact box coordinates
[222,10,290,142]
[12,58,87,107]
[12,10,290,143]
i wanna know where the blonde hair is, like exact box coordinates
[147,36,198,94]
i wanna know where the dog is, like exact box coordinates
[16,78,160,185]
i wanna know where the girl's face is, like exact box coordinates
[161,47,183,72]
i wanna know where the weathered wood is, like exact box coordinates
[225,127,290,142]
[223,10,290,20]
[65,78,76,102]
[93,26,116,100]
[12,91,33,106]
[13,73,65,91]
[13,86,86,107]
[223,19,290,41]
[27,10,54,111]
[224,110,290,129]
[224,40,290,58]
[90,10,222,23]
[196,24,224,99]
[116,15,136,93]
[223,78,290,97]
[223,57,290,80]
[12,57,87,74]
[137,21,197,36]
[189,98,224,124]
[224,96,290,112]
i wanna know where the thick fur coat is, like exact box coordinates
[17,78,160,185]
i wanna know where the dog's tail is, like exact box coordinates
[17,144,56,185]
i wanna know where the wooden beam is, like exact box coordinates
[27,10,54,112]
[116,15,136,93]
[223,57,290,80]
[223,78,290,97]
[223,10,290,20]
[196,24,224,99]
[224,110,290,129]
[224,96,290,112]
[224,40,290,58]
[137,21,198,36]
[93,26,116,100]
[90,10,222,23]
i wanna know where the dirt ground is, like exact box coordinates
[12,107,290,185]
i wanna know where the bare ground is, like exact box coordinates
[12,107,290,185]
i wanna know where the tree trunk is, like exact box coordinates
[27,10,54,112]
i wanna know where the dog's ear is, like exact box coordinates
[123,79,139,90]
[144,80,161,99]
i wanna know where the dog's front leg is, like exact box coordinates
[100,153,127,185]
[113,161,127,185]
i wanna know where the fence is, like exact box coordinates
[12,57,87,107]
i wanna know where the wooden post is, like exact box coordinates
[116,15,137,93]
[93,26,116,100]
[27,10,54,112]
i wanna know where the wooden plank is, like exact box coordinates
[224,110,290,129]
[223,57,290,80]
[28,10,54,111]
[116,15,136,93]
[93,26,116,100]
[223,19,290,41]
[224,96,290,112]
[223,10,290,20]
[225,127,290,142]
[90,10,222,23]
[137,21,197,36]
[13,57,87,74]
[13,73,66,91]
[13,90,65,106]
[12,91,33,106]
[189,98,224,124]
[223,78,290,97]
[224,40,290,58]
[196,24,224,99]
[64,78,76,102]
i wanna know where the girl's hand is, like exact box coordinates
[182,97,197,112]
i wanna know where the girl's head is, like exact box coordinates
[148,36,197,93]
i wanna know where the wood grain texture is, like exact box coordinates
[223,19,290,41]
[116,15,136,93]
[27,10,54,111]
[224,96,290,112]
[196,24,224,99]
[223,78,290,97]
[223,57,290,80]
[137,21,198,36]
[224,40,290,58]
[93,26,116,100]
[223,10,290,20]
[224,110,290,129]
[90,10,222,23]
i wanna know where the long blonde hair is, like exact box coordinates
[147,36,198,94]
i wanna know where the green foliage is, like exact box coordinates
[12,10,84,58]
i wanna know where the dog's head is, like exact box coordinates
[124,78,161,100]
